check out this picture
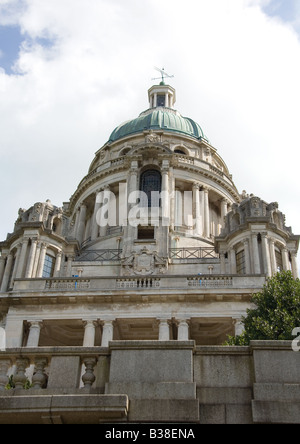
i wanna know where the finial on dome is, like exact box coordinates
[152,67,174,85]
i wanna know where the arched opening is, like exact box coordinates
[140,170,162,208]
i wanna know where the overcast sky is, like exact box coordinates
[0,0,299,266]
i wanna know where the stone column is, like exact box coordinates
[269,240,277,275]
[261,234,272,277]
[203,187,210,238]
[15,238,30,279]
[282,248,290,272]
[158,319,171,341]
[0,255,6,287]
[53,251,62,278]
[221,199,228,222]
[251,234,261,274]
[0,253,13,292]
[77,204,87,246]
[83,320,98,347]
[36,243,48,278]
[193,182,201,236]
[32,242,41,278]
[161,163,170,224]
[91,190,101,240]
[99,187,111,238]
[220,252,226,274]
[27,321,43,347]
[25,238,38,278]
[10,244,22,285]
[66,255,75,277]
[243,239,251,275]
[175,187,182,228]
[291,252,299,279]
[230,249,237,274]
[177,319,190,341]
[101,320,114,347]
[233,318,245,336]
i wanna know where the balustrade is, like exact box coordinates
[0,350,103,393]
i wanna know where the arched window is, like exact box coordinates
[140,170,162,208]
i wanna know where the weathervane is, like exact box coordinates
[152,67,174,85]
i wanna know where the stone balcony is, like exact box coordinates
[4,274,266,304]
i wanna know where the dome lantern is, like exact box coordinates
[148,83,176,109]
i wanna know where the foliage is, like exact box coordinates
[225,271,300,345]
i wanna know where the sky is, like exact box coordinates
[0,0,299,267]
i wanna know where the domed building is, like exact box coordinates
[0,82,299,424]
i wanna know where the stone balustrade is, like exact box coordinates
[0,347,108,393]
[11,274,266,294]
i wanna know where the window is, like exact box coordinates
[140,170,162,208]
[275,249,283,272]
[138,225,155,240]
[157,95,165,107]
[236,250,246,275]
[43,254,55,278]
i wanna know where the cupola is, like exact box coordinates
[148,83,176,109]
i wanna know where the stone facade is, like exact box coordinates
[0,83,299,424]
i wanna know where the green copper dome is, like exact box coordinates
[109,108,209,143]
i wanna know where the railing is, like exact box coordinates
[45,279,91,290]
[116,277,161,289]
[187,276,233,287]
[0,348,107,392]
[76,249,122,262]
[169,248,218,260]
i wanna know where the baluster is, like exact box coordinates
[82,357,97,390]
[14,358,30,389]
[32,357,48,389]
[0,359,11,390]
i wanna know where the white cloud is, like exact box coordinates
[0,0,299,270]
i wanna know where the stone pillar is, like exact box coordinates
[203,187,210,238]
[193,182,201,236]
[53,251,62,278]
[230,249,237,274]
[220,252,226,274]
[32,242,41,278]
[243,240,251,275]
[15,238,30,279]
[77,204,87,246]
[83,320,98,347]
[175,188,182,228]
[269,240,277,275]
[91,190,101,240]
[27,321,43,347]
[99,187,111,238]
[158,319,171,341]
[282,248,290,272]
[66,255,75,277]
[0,359,11,390]
[261,234,272,277]
[10,244,22,285]
[101,320,114,347]
[177,319,190,341]
[36,243,48,278]
[25,238,38,278]
[161,163,170,223]
[291,252,299,279]
[0,255,6,287]
[233,318,245,336]
[1,253,13,292]
[221,198,228,222]
[252,234,261,274]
